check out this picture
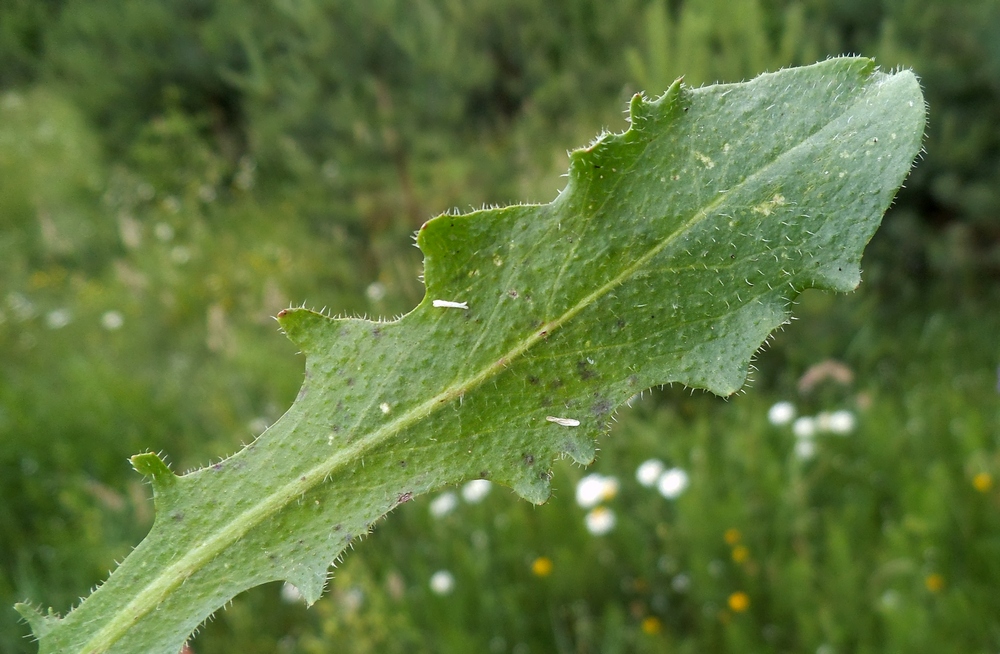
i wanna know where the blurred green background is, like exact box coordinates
[1,0,999,652]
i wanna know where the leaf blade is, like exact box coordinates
[20,57,924,653]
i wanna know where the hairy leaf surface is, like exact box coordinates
[17,57,925,653]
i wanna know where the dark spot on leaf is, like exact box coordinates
[479,470,490,479]
[528,376,540,385]
[591,397,614,417]
[508,289,518,299]
[577,360,596,380]
[524,453,535,466]
[172,512,184,522]
[616,318,626,330]
[331,425,341,433]
[372,327,382,339]
[346,378,354,386]
[334,524,342,531]
[212,463,223,471]
[628,374,639,386]
[399,460,407,468]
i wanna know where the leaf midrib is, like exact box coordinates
[81,87,860,653]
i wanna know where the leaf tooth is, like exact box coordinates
[275,307,334,353]
[14,602,62,640]
[130,451,177,486]
[130,452,183,516]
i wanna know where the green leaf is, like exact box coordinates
[17,57,925,653]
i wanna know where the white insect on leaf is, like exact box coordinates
[545,416,581,427]
[432,299,469,309]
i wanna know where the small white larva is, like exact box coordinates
[432,299,469,309]
[546,416,581,427]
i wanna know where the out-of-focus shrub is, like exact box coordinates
[804,0,1000,281]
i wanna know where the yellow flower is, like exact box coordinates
[531,556,553,577]
[731,545,750,564]
[973,472,993,493]
[641,616,662,635]
[925,573,945,593]
[728,591,750,613]
[724,528,742,546]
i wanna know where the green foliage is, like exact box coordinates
[803,0,1000,277]
[15,58,924,653]
[626,0,816,94]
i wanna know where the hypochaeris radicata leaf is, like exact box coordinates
[17,57,924,653]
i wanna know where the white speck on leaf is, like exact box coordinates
[379,402,391,415]
[546,416,580,427]
[432,300,468,309]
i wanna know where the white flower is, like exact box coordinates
[584,506,616,535]
[154,222,174,242]
[366,282,387,302]
[792,416,816,439]
[341,587,364,613]
[768,401,796,426]
[827,409,856,435]
[429,570,455,595]
[461,479,491,504]
[635,459,665,487]
[7,292,35,321]
[170,246,191,264]
[575,473,618,508]
[248,417,270,435]
[657,468,689,499]
[878,589,900,611]
[794,439,816,460]
[280,582,305,604]
[429,491,458,518]
[101,310,124,331]
[45,309,71,329]
[671,573,691,592]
